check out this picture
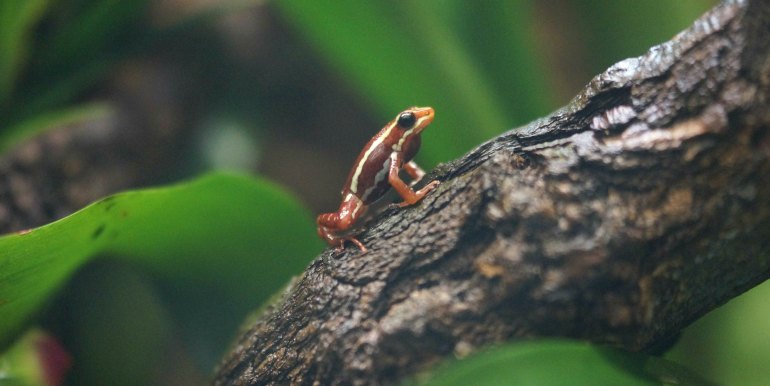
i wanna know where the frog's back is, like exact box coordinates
[344,136,392,204]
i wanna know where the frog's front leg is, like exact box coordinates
[316,194,368,252]
[403,160,426,185]
[389,153,440,207]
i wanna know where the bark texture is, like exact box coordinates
[216,0,770,384]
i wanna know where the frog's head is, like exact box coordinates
[395,106,434,135]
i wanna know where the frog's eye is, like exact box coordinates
[397,112,416,128]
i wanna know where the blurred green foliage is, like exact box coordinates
[3,0,768,385]
[0,329,70,386]
[0,0,152,153]
[666,280,770,386]
[412,340,714,386]
[275,0,718,167]
[55,262,204,385]
[276,1,552,166]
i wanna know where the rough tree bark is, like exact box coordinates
[215,0,770,385]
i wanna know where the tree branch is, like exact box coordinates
[217,0,770,384]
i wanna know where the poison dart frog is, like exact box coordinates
[317,106,440,252]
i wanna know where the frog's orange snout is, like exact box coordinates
[410,106,434,132]
[412,106,434,120]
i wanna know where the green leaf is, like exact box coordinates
[0,0,50,106]
[450,1,553,119]
[275,0,551,166]
[414,340,715,386]
[33,0,150,83]
[4,1,152,127]
[666,280,770,386]
[573,0,718,73]
[0,172,322,347]
[56,263,202,385]
[0,102,112,154]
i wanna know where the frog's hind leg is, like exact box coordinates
[316,194,368,252]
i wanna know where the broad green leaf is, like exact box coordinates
[414,340,714,386]
[0,0,50,106]
[0,172,322,347]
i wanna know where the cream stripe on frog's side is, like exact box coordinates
[349,193,363,220]
[361,156,391,202]
[393,126,416,152]
[349,122,397,195]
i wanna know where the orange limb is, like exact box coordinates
[388,154,439,207]
[403,160,426,181]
